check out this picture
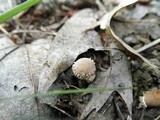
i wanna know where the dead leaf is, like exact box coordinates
[132,4,149,20]
[38,9,102,93]
[38,9,103,106]
[0,37,56,119]
[37,6,134,119]
[80,49,133,119]
[98,0,138,29]
[92,0,159,69]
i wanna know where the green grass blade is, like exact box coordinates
[52,87,133,95]
[0,87,135,102]
[0,0,42,23]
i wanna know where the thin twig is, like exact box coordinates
[96,0,107,12]
[113,17,160,24]
[12,29,57,36]
[63,79,70,89]
[51,105,75,120]
[45,16,68,30]
[0,46,20,61]
[0,25,12,38]
[26,46,40,119]
[0,24,22,44]
[155,114,160,120]
[136,38,160,53]
[113,98,124,120]
[139,107,145,120]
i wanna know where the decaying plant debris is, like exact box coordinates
[0,0,160,120]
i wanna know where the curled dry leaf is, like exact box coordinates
[38,1,137,118]
[92,0,159,70]
[38,9,102,93]
[38,9,103,106]
[99,0,139,29]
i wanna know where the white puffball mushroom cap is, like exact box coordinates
[72,58,96,83]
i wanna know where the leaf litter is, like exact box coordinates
[38,0,137,119]
[0,0,160,119]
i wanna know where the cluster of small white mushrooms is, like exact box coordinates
[72,58,96,83]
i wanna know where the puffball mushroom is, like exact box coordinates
[139,89,160,107]
[72,58,96,83]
